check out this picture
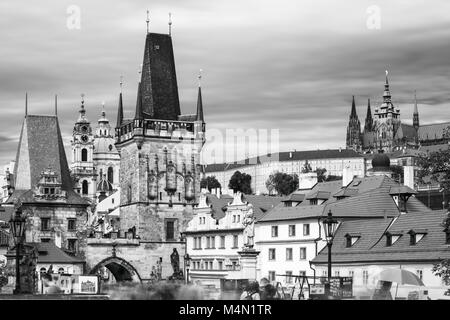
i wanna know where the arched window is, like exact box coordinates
[58,267,64,274]
[107,167,114,184]
[82,180,89,195]
[81,148,88,162]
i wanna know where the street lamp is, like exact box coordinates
[10,207,27,295]
[184,253,191,284]
[322,210,338,296]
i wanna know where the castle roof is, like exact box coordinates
[8,115,88,206]
[203,149,363,173]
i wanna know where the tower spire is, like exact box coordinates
[25,92,28,117]
[135,82,144,120]
[196,69,204,122]
[55,94,58,116]
[364,98,374,133]
[350,95,357,118]
[116,81,124,128]
[168,12,172,36]
[413,90,419,130]
[78,93,87,122]
[146,10,150,34]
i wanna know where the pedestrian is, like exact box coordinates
[240,281,260,300]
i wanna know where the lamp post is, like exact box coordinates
[322,209,338,298]
[10,207,27,295]
[184,253,191,284]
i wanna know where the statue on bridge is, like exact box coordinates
[170,248,184,280]
[242,204,256,250]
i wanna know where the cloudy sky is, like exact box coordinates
[1,0,449,165]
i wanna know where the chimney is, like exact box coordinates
[403,166,415,189]
[289,152,293,159]
[342,162,353,187]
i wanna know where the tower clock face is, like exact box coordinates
[81,135,89,143]
[81,125,88,133]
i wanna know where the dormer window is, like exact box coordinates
[345,233,360,248]
[408,230,427,245]
[385,232,401,246]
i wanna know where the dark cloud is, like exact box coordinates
[0,0,449,164]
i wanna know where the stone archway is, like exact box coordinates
[89,256,142,283]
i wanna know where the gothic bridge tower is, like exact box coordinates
[115,28,206,251]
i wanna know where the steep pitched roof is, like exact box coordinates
[313,208,450,264]
[139,32,180,120]
[258,204,324,222]
[13,115,72,190]
[8,115,88,206]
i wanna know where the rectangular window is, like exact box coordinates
[210,261,213,270]
[286,271,293,284]
[199,237,202,249]
[211,236,215,249]
[309,199,318,205]
[386,234,392,246]
[68,239,77,252]
[218,261,223,270]
[334,271,340,277]
[232,215,236,223]
[233,235,238,248]
[288,225,296,237]
[303,224,310,236]
[41,218,50,231]
[300,247,307,260]
[271,226,278,237]
[299,271,306,277]
[67,219,76,231]
[165,220,175,240]
[41,238,51,243]
[286,248,293,261]
[269,271,276,281]
[206,236,210,248]
[363,270,369,285]
[237,215,240,223]
[220,236,225,249]
[269,248,276,260]
[410,234,416,245]
[349,270,354,278]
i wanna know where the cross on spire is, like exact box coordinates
[169,12,172,36]
[146,10,150,34]
[120,75,123,93]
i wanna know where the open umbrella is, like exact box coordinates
[378,269,425,299]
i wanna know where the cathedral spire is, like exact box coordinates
[350,95,357,118]
[55,94,58,116]
[196,70,204,122]
[116,78,124,128]
[364,98,374,133]
[382,70,392,107]
[413,90,419,130]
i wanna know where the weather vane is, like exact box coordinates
[81,93,85,105]
[120,75,123,93]
[198,69,202,87]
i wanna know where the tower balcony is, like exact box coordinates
[115,118,205,144]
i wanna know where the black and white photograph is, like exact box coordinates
[0,0,450,310]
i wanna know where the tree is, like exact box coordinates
[228,171,252,194]
[432,259,450,286]
[416,149,450,192]
[200,176,221,192]
[266,172,299,196]
[265,174,276,195]
[315,168,341,183]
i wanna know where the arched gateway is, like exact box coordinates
[89,256,142,282]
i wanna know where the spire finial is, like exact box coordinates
[198,69,202,87]
[146,10,150,34]
[385,69,389,85]
[81,93,85,106]
[25,92,28,117]
[120,75,123,93]
[55,94,58,116]
[169,12,172,36]
[101,101,106,117]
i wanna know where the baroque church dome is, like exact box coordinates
[372,152,390,171]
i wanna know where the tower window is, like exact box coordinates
[107,167,114,184]
[41,218,50,231]
[81,148,88,162]
[82,180,89,195]
[165,220,175,240]
[108,144,113,151]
